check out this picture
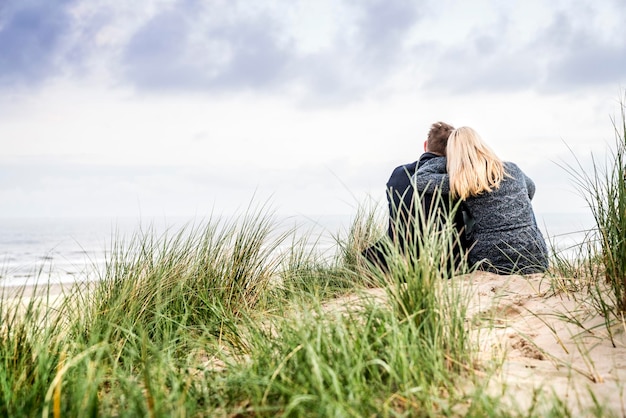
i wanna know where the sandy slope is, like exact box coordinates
[328,272,626,415]
[466,272,626,416]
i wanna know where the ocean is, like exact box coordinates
[0,216,131,287]
[0,212,595,288]
[0,214,349,287]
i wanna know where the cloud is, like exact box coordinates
[351,0,421,66]
[536,10,626,89]
[289,0,422,103]
[422,1,626,94]
[119,0,426,102]
[0,0,76,86]
[1,0,624,102]
[121,2,294,92]
[421,29,541,93]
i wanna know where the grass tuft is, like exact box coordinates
[559,95,626,315]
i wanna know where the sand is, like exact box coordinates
[1,281,76,299]
[0,281,89,311]
[328,272,626,415]
[466,272,626,415]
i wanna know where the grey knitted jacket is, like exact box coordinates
[414,157,549,274]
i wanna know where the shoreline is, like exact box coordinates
[0,280,94,300]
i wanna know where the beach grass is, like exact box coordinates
[0,209,616,417]
[0,195,513,417]
[556,96,626,347]
[1,204,617,417]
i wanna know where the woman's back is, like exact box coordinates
[463,162,548,273]
[464,162,535,234]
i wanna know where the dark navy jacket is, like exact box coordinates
[386,153,464,244]
[362,153,469,270]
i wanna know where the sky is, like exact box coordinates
[1,0,625,226]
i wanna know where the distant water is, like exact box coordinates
[0,212,596,287]
[535,211,596,256]
[0,215,350,287]
[0,217,134,287]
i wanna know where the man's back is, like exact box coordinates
[362,120,462,270]
[386,160,418,242]
[386,154,469,256]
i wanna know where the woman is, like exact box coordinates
[413,126,549,274]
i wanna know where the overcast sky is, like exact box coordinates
[1,0,625,225]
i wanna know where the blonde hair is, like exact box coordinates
[446,126,506,200]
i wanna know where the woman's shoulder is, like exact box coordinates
[501,162,535,194]
[503,161,525,177]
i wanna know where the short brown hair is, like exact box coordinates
[426,121,454,155]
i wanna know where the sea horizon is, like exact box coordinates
[0,210,595,288]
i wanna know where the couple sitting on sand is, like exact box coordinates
[365,121,549,275]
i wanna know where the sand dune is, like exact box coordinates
[4,272,625,415]
[466,272,625,415]
[328,272,626,415]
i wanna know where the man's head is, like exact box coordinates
[424,121,454,155]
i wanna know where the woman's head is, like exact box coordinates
[446,126,506,199]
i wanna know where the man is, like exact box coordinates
[387,121,455,246]
[363,121,469,270]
